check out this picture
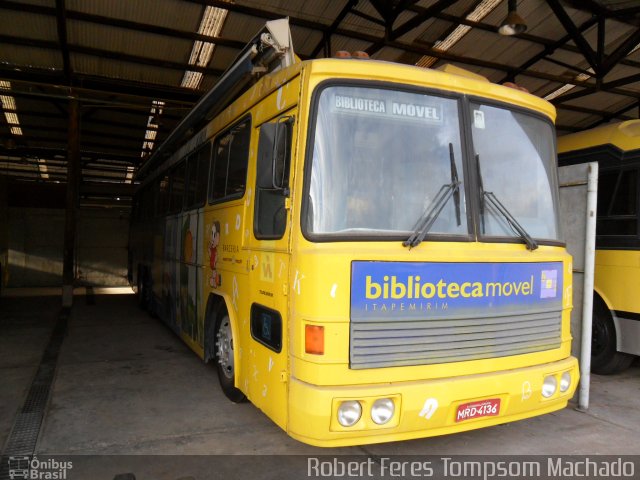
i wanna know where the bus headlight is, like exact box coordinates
[542,375,557,398]
[371,398,395,425]
[560,372,571,393]
[337,401,362,427]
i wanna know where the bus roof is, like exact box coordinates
[557,120,640,153]
[302,58,557,123]
[144,56,558,186]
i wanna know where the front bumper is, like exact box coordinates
[288,356,579,447]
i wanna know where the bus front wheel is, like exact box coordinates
[215,314,246,403]
[591,299,634,375]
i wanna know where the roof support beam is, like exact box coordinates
[556,103,635,121]
[562,0,640,27]
[54,0,72,83]
[365,0,459,56]
[0,1,246,51]
[393,0,421,16]
[0,67,200,104]
[368,0,392,21]
[551,79,640,104]
[428,10,640,72]
[600,27,640,77]
[602,72,640,90]
[597,16,605,70]
[0,146,137,164]
[349,9,386,27]
[617,7,640,17]
[310,0,359,58]
[586,101,640,130]
[0,34,224,77]
[2,87,186,121]
[541,57,594,77]
[545,0,600,74]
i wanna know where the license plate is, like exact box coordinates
[456,398,501,422]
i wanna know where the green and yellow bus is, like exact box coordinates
[129,20,578,447]
[558,121,640,374]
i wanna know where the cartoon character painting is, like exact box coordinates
[208,221,221,288]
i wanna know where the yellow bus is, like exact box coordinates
[129,20,578,447]
[558,121,640,374]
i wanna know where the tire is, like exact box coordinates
[215,314,246,403]
[591,298,634,375]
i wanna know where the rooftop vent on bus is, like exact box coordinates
[502,82,529,93]
[334,51,370,59]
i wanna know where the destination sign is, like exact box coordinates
[332,94,442,123]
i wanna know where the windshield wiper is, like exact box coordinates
[476,155,538,251]
[403,143,461,249]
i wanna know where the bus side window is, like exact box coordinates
[184,154,198,209]
[195,142,211,206]
[209,118,251,203]
[597,168,638,237]
[254,116,293,239]
[169,161,186,214]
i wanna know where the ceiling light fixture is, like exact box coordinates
[498,0,527,36]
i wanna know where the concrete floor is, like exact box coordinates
[1,292,639,479]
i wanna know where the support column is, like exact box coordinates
[62,97,80,307]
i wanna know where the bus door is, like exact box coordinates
[246,113,296,429]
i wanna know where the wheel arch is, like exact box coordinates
[203,292,241,370]
[592,288,621,343]
[593,287,614,313]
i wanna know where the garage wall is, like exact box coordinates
[77,209,130,286]
[5,207,130,288]
[7,207,65,287]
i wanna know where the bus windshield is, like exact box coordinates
[305,85,467,237]
[305,84,561,244]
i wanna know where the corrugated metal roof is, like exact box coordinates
[71,54,184,85]
[67,0,204,32]
[69,22,195,64]
[2,0,640,196]
[0,9,57,40]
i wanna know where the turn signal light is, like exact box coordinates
[305,325,324,355]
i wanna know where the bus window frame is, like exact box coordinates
[155,172,171,217]
[168,159,187,215]
[465,95,565,248]
[300,79,564,247]
[184,141,212,211]
[597,165,640,246]
[208,115,252,205]
[300,79,474,244]
[254,116,294,240]
[559,145,640,249]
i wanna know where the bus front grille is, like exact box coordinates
[349,309,562,369]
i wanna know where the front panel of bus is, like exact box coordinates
[285,61,578,446]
